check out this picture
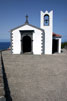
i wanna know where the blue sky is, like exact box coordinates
[0,0,67,42]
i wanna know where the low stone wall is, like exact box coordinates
[0,53,6,101]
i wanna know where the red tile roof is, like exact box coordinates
[53,32,62,38]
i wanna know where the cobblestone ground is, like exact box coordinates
[2,50,67,101]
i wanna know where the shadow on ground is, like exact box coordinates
[1,52,12,101]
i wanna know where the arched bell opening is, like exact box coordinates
[44,14,49,26]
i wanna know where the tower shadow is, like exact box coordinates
[1,52,12,101]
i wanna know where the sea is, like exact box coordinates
[0,42,10,50]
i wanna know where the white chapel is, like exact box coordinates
[10,10,62,55]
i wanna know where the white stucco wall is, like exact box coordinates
[58,38,61,53]
[11,30,21,54]
[40,10,53,54]
[11,24,43,54]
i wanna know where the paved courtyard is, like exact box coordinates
[2,49,67,101]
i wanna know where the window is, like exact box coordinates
[44,14,49,26]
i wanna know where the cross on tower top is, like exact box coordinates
[25,15,29,24]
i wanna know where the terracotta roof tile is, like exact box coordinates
[53,32,62,38]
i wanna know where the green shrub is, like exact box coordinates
[61,42,67,49]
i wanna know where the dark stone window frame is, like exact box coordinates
[20,30,34,54]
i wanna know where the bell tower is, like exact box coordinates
[40,10,53,54]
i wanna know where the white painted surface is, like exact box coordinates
[12,30,21,54]
[40,10,53,54]
[11,24,43,54]
[58,38,61,53]
[11,10,62,55]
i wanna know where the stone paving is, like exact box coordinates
[2,50,67,101]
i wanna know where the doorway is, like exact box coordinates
[52,39,58,53]
[22,36,31,53]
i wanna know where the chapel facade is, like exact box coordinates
[10,10,62,55]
